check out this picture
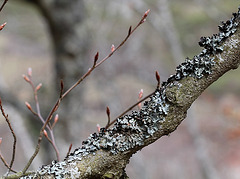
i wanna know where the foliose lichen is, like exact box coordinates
[164,6,240,85]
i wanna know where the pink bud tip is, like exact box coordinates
[25,102,32,110]
[23,75,30,82]
[35,83,42,91]
[0,22,6,31]
[138,89,143,99]
[54,114,59,123]
[0,138,2,145]
[144,9,150,17]
[28,67,32,77]
[97,124,101,133]
[111,44,115,52]
[43,130,48,137]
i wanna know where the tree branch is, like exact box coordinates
[6,6,240,179]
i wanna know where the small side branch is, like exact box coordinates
[22,69,61,173]
[0,98,17,173]
[0,151,16,173]
[0,0,8,12]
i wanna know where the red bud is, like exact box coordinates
[106,106,110,117]
[0,22,6,31]
[43,130,48,137]
[52,114,59,128]
[155,71,160,88]
[96,124,101,133]
[23,75,30,83]
[35,83,42,91]
[128,26,132,36]
[143,9,150,18]
[94,52,99,65]
[111,44,115,52]
[138,89,143,99]
[25,102,32,111]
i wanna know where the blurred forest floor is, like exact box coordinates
[0,0,240,178]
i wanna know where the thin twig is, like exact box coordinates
[23,9,150,173]
[61,9,150,99]
[0,0,8,12]
[22,131,43,174]
[0,153,17,173]
[41,9,151,124]
[105,106,111,128]
[0,98,17,173]
[44,130,59,161]
[155,71,161,89]
[66,143,72,158]
[59,80,64,98]
[26,73,59,156]
[23,81,63,173]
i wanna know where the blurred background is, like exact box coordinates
[0,0,240,178]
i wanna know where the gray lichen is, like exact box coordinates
[69,89,168,156]
[164,7,240,85]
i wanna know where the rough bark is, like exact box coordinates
[4,6,240,179]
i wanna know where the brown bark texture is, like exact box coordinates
[5,5,240,179]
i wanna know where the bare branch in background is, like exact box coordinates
[0,0,8,12]
[0,99,17,174]
[22,69,60,173]
[0,138,17,173]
